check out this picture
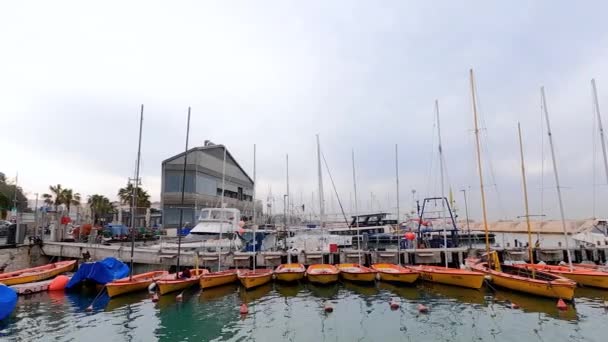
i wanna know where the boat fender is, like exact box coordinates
[484,275,492,282]
[240,304,249,315]
[417,304,429,313]
[152,293,159,303]
[376,273,381,281]
[49,275,70,291]
[324,302,333,313]
[556,299,568,311]
[389,299,400,310]
[176,292,183,302]
[148,283,156,292]
[604,300,608,309]
[510,302,520,309]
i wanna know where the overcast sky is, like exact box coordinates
[2,1,608,221]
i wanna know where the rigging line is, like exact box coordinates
[593,83,598,219]
[320,150,350,227]
[474,80,507,219]
[425,118,438,200]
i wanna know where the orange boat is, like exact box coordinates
[156,269,209,295]
[470,261,576,300]
[306,264,340,285]
[0,260,77,286]
[106,271,168,298]
[513,263,608,289]
[371,263,419,284]
[238,269,273,289]
[408,265,484,289]
[336,264,376,283]
[274,264,306,283]
[200,269,239,289]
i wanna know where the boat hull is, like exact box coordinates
[336,264,376,283]
[238,270,273,289]
[275,264,306,283]
[200,270,238,289]
[0,260,77,286]
[106,271,168,298]
[157,269,208,295]
[515,264,608,289]
[371,264,419,284]
[306,264,340,285]
[412,266,484,289]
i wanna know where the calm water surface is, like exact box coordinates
[1,281,608,341]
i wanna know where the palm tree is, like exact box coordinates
[61,189,81,214]
[45,184,63,211]
[88,194,114,224]
[117,183,151,209]
[42,193,53,207]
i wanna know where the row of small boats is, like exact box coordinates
[2,258,608,303]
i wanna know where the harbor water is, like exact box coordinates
[2,281,608,341]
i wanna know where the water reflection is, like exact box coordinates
[342,281,379,297]
[238,283,272,304]
[307,283,339,299]
[199,284,239,302]
[275,282,304,297]
[420,282,486,305]
[377,282,420,301]
[105,291,150,311]
[493,290,578,321]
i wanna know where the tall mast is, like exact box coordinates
[129,104,144,280]
[592,79,608,184]
[395,144,400,224]
[518,123,534,273]
[469,69,491,262]
[352,149,361,265]
[436,99,449,267]
[395,143,401,265]
[218,146,227,271]
[541,87,573,270]
[286,153,290,227]
[316,134,325,227]
[175,107,191,279]
[253,144,256,225]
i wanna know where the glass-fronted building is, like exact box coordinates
[161,141,261,228]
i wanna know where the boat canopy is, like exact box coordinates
[66,257,130,290]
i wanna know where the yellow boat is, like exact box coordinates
[514,263,608,289]
[274,263,305,282]
[0,260,76,286]
[106,271,168,298]
[336,264,376,283]
[238,269,273,290]
[306,264,340,285]
[371,263,419,284]
[200,269,239,289]
[408,265,484,289]
[470,261,576,300]
[156,269,208,295]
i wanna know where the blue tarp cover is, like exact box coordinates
[0,284,17,320]
[65,257,130,290]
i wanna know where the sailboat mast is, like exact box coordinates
[316,134,325,227]
[175,107,191,279]
[253,144,256,225]
[436,100,449,268]
[352,149,361,265]
[218,146,227,271]
[469,69,491,261]
[518,123,534,268]
[541,87,573,269]
[129,104,144,280]
[592,79,608,184]
[395,144,401,265]
[286,153,290,228]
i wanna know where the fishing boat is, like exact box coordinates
[336,264,376,283]
[156,269,209,295]
[274,263,306,282]
[408,265,484,289]
[306,264,340,285]
[0,260,76,286]
[513,263,608,289]
[371,263,419,284]
[200,269,239,289]
[238,269,273,289]
[106,270,168,298]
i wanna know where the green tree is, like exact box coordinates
[61,188,81,213]
[88,194,114,224]
[43,184,64,211]
[118,183,151,210]
[0,173,28,217]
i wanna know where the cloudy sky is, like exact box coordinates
[2,1,608,221]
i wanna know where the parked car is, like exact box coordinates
[0,220,11,237]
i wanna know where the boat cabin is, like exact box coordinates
[188,208,241,236]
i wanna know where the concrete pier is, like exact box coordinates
[9,241,604,269]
